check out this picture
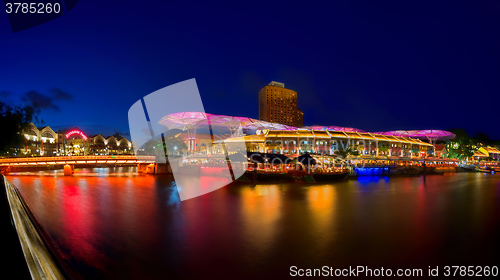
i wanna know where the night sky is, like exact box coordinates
[1,0,500,139]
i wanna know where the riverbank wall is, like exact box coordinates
[1,175,79,280]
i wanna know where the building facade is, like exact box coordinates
[472,146,500,161]
[434,144,448,158]
[259,81,303,127]
[220,129,434,158]
[19,123,133,156]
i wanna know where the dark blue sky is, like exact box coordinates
[1,0,500,139]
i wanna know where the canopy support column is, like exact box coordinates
[186,124,198,152]
[295,137,300,156]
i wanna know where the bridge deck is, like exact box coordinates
[0,155,156,166]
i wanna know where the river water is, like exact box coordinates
[6,168,500,279]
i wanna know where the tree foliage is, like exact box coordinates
[144,134,188,156]
[0,101,39,155]
[473,132,493,146]
[335,147,359,158]
[445,128,480,160]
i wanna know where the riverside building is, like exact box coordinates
[19,122,133,156]
[158,112,436,158]
[259,81,303,127]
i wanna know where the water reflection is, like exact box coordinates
[8,166,139,177]
[6,170,500,279]
[240,185,281,256]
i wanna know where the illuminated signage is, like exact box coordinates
[65,130,88,140]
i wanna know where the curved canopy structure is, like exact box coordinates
[303,125,365,132]
[373,130,456,143]
[158,112,298,132]
[158,112,455,145]
[159,112,367,133]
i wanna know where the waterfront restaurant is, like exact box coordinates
[222,129,434,158]
[19,122,133,156]
[473,146,500,161]
[158,112,438,160]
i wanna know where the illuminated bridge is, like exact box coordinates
[0,155,157,175]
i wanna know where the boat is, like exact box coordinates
[239,169,350,183]
[478,167,494,173]
[311,171,350,182]
[288,169,350,183]
[239,170,291,183]
[255,171,290,182]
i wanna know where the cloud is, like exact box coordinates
[0,90,10,98]
[20,88,72,111]
[22,90,60,111]
[51,88,72,100]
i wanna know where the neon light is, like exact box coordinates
[355,167,384,176]
[65,130,87,140]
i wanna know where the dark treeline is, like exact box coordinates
[0,101,41,155]
[444,128,500,160]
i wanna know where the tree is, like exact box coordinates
[473,132,492,146]
[0,101,38,155]
[336,148,359,158]
[447,128,469,139]
[144,139,162,156]
[445,129,475,160]
[67,143,75,155]
[143,134,187,157]
[164,134,187,155]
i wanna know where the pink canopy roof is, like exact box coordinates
[302,125,365,132]
[158,112,298,131]
[158,112,455,142]
[372,130,456,141]
[158,112,366,132]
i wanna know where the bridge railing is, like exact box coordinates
[0,155,156,162]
